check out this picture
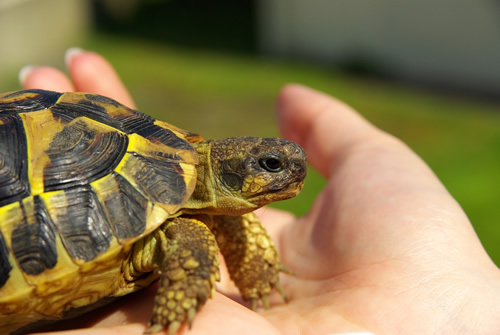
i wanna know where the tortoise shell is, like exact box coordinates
[0,89,200,326]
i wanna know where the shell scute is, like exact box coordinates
[53,185,114,262]
[43,117,129,192]
[11,196,58,276]
[92,172,148,241]
[0,89,62,114]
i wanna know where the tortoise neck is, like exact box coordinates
[182,140,258,216]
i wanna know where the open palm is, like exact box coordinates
[23,50,500,335]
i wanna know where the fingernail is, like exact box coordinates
[64,47,84,69]
[328,332,376,335]
[18,65,37,87]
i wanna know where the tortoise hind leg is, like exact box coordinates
[146,217,220,334]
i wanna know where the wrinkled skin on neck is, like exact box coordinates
[183,137,307,216]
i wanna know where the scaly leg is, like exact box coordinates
[145,217,220,334]
[211,212,288,310]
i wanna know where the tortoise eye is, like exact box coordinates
[259,156,283,172]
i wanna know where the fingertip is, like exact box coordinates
[19,66,74,92]
[66,49,136,108]
[18,65,37,87]
[276,83,331,144]
[278,83,320,104]
[66,48,104,73]
[277,83,330,110]
[64,47,85,69]
[276,83,311,123]
[277,83,358,139]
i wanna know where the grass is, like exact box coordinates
[2,33,499,266]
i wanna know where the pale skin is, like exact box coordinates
[20,50,500,335]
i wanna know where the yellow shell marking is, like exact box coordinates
[20,110,65,195]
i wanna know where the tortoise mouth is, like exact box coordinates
[276,180,305,199]
[260,161,307,202]
[248,179,305,207]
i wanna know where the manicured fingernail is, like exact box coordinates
[65,47,84,68]
[18,65,37,87]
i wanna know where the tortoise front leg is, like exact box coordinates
[146,217,220,334]
[211,212,289,310]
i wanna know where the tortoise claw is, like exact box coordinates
[273,281,288,303]
[279,263,295,276]
[187,307,196,328]
[250,298,258,311]
[167,321,182,335]
[145,320,182,335]
[248,286,285,311]
[144,323,165,334]
[261,294,270,310]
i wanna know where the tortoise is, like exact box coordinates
[0,89,307,334]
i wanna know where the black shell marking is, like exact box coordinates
[0,229,12,288]
[43,119,128,192]
[0,114,30,207]
[55,186,113,262]
[124,153,186,205]
[11,196,58,276]
[0,89,61,114]
[51,100,126,126]
[101,173,148,240]
[131,123,193,150]
[85,93,124,108]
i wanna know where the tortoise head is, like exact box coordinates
[186,137,307,215]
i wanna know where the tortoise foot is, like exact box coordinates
[212,212,291,310]
[147,217,220,334]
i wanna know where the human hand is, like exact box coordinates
[21,49,500,335]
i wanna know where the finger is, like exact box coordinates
[20,66,74,92]
[65,48,136,109]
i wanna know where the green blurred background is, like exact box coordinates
[1,0,499,266]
